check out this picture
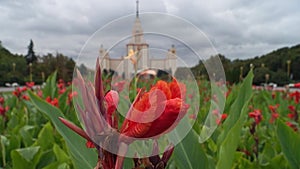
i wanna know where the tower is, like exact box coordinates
[126,0,149,78]
[167,45,177,75]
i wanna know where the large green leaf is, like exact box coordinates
[28,91,97,169]
[277,120,300,169]
[11,146,41,169]
[218,71,253,143]
[33,122,55,151]
[42,71,58,98]
[53,144,70,163]
[19,125,35,147]
[173,130,208,169]
[36,150,56,169]
[216,71,253,169]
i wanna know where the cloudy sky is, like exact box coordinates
[1,0,300,67]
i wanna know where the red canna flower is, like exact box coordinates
[60,58,189,169]
[59,88,66,94]
[272,92,276,99]
[12,87,28,99]
[21,87,27,92]
[289,91,300,103]
[221,114,228,120]
[268,104,279,123]
[22,95,30,100]
[212,109,220,116]
[269,113,279,124]
[57,80,66,94]
[112,81,126,92]
[0,105,9,116]
[288,113,295,119]
[46,96,59,107]
[57,83,64,89]
[120,79,189,140]
[287,105,298,121]
[288,105,295,112]
[268,104,279,114]
[213,109,227,125]
[86,140,96,148]
[189,113,197,120]
[0,97,4,104]
[249,109,263,125]
[67,91,78,104]
[37,90,43,98]
[286,122,298,132]
[26,82,35,89]
[294,83,300,88]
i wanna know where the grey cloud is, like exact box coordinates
[1,0,299,65]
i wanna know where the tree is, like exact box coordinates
[25,39,37,64]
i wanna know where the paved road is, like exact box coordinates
[0,87,16,93]
[0,86,41,93]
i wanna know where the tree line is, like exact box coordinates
[188,44,300,85]
[0,40,75,86]
[1,40,299,86]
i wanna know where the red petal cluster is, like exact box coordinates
[46,96,59,107]
[249,109,263,125]
[120,79,189,140]
[289,91,300,103]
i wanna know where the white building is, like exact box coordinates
[99,0,177,79]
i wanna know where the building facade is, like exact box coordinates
[99,1,177,79]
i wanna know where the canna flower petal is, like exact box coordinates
[169,79,186,99]
[105,90,119,128]
[95,57,106,116]
[142,98,189,138]
[120,79,189,140]
[105,90,119,115]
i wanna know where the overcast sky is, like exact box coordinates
[1,0,300,66]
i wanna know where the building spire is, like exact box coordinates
[136,0,139,18]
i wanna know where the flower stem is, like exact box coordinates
[115,142,129,169]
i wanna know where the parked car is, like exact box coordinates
[288,82,300,88]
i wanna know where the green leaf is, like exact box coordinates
[123,158,134,169]
[43,162,70,169]
[173,130,208,169]
[218,71,254,143]
[11,146,41,169]
[19,125,35,147]
[33,122,54,151]
[36,150,56,169]
[259,142,276,165]
[53,144,70,163]
[28,91,97,169]
[216,71,253,169]
[277,120,300,169]
[43,71,58,98]
[1,135,9,167]
[58,86,70,112]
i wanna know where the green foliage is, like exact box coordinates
[216,70,253,169]
[190,44,300,84]
[28,91,97,169]
[1,69,300,168]
[11,146,41,169]
[173,130,208,169]
[0,43,75,86]
[277,120,300,169]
